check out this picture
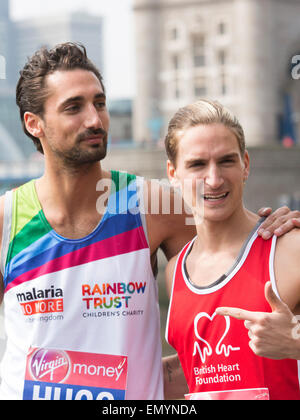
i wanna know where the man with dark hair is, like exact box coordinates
[0,43,298,400]
[16,43,105,155]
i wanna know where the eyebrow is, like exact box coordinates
[218,152,240,160]
[185,152,240,167]
[58,93,106,111]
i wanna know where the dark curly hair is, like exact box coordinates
[16,42,105,154]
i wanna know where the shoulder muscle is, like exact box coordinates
[274,230,300,311]
[145,180,196,259]
[165,254,178,297]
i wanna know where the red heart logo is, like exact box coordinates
[193,312,240,363]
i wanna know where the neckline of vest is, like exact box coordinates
[29,171,117,243]
[182,217,265,293]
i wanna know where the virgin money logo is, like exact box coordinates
[193,312,240,363]
[30,348,70,383]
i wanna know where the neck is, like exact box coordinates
[194,206,259,254]
[36,160,109,216]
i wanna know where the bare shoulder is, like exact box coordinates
[274,229,300,311]
[165,254,179,297]
[144,179,196,259]
[276,228,300,254]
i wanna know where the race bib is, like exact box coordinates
[23,347,128,400]
[185,388,269,400]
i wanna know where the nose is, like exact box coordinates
[204,164,224,190]
[84,104,103,130]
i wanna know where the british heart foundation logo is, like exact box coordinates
[193,312,240,363]
[23,347,128,400]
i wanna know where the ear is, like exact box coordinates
[24,112,44,139]
[167,159,180,188]
[243,150,250,182]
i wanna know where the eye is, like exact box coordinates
[95,101,106,110]
[188,161,206,168]
[220,158,235,165]
[65,104,80,113]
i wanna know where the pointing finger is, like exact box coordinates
[216,307,262,322]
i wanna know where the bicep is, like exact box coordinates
[165,256,177,297]
[160,217,195,261]
[274,231,300,312]
[145,181,196,260]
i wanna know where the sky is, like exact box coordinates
[10,0,135,99]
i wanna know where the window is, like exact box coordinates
[174,78,180,99]
[172,54,180,70]
[218,21,226,35]
[170,26,178,41]
[194,77,207,98]
[192,34,205,68]
[217,49,227,66]
[220,72,227,96]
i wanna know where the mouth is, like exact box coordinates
[202,192,229,202]
[78,129,107,145]
[82,135,104,144]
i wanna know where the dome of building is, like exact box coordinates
[0,123,25,162]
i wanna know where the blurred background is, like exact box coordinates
[0,0,300,359]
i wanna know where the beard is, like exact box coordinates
[51,128,108,169]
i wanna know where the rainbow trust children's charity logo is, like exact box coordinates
[81,281,147,315]
[23,347,128,400]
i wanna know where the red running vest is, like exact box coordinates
[166,228,300,400]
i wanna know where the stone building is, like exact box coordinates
[133,0,300,146]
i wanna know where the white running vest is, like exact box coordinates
[0,171,163,400]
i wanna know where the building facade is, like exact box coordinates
[0,0,104,160]
[15,12,104,87]
[133,0,300,146]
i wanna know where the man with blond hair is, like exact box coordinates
[164,99,300,400]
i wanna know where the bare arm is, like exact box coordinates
[163,255,189,399]
[145,181,196,261]
[163,353,188,400]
